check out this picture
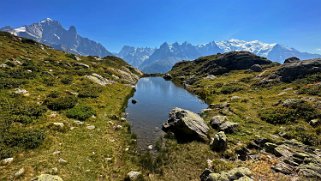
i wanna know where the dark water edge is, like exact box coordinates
[125,77,208,150]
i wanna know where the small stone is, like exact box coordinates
[210,131,227,152]
[34,174,63,181]
[14,168,25,178]
[1,157,14,165]
[309,119,320,127]
[58,158,68,164]
[53,122,64,128]
[120,117,127,122]
[105,158,113,162]
[126,171,143,181]
[86,125,95,130]
[73,120,84,125]
[114,125,123,130]
[51,167,59,175]
[231,96,241,101]
[131,99,137,104]
[53,151,61,155]
[148,145,153,150]
[14,88,29,96]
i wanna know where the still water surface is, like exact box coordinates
[125,77,208,149]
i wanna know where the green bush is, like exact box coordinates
[78,84,103,98]
[3,130,45,149]
[60,76,73,85]
[260,107,295,124]
[298,85,321,96]
[260,100,319,124]
[44,95,77,111]
[65,105,95,121]
[0,78,27,89]
[220,84,244,94]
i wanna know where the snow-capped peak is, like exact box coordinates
[41,18,53,23]
[216,39,277,57]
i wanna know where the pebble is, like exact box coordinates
[58,158,68,164]
[14,168,25,178]
[148,145,153,150]
[53,151,61,155]
[86,125,95,130]
[1,157,14,165]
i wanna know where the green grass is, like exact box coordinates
[0,32,143,180]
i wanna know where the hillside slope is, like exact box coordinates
[159,51,321,180]
[0,32,143,180]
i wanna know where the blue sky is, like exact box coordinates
[1,0,321,53]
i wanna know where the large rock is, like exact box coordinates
[210,115,239,133]
[250,64,263,72]
[33,174,63,181]
[201,167,252,181]
[125,171,143,181]
[162,108,210,142]
[277,59,321,82]
[85,73,113,86]
[284,57,300,64]
[210,131,227,152]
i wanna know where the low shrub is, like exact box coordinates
[65,105,95,121]
[220,84,244,94]
[60,76,73,85]
[4,130,45,149]
[44,95,77,111]
[260,107,295,124]
[298,85,321,96]
[260,100,319,124]
[77,84,103,98]
[0,78,27,89]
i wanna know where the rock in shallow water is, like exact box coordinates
[162,107,209,142]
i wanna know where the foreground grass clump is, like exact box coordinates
[0,129,45,159]
[65,105,96,121]
[260,100,319,124]
[44,94,78,110]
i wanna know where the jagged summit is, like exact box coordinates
[0,18,112,57]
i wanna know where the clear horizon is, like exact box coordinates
[1,0,321,53]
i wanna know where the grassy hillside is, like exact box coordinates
[0,32,143,180]
[158,52,321,180]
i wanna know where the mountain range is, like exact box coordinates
[1,18,320,73]
[0,18,112,57]
[118,39,321,73]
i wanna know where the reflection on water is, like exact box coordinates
[125,77,208,149]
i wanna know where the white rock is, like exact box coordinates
[14,168,25,178]
[53,151,61,155]
[1,157,14,165]
[86,125,95,130]
[58,158,68,164]
[148,145,153,150]
[126,171,142,181]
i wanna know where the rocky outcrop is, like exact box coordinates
[284,57,300,64]
[162,108,210,142]
[250,64,263,72]
[201,51,271,75]
[248,138,321,179]
[210,131,227,152]
[210,115,239,133]
[200,167,253,181]
[85,73,113,86]
[277,59,321,82]
[163,73,172,80]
